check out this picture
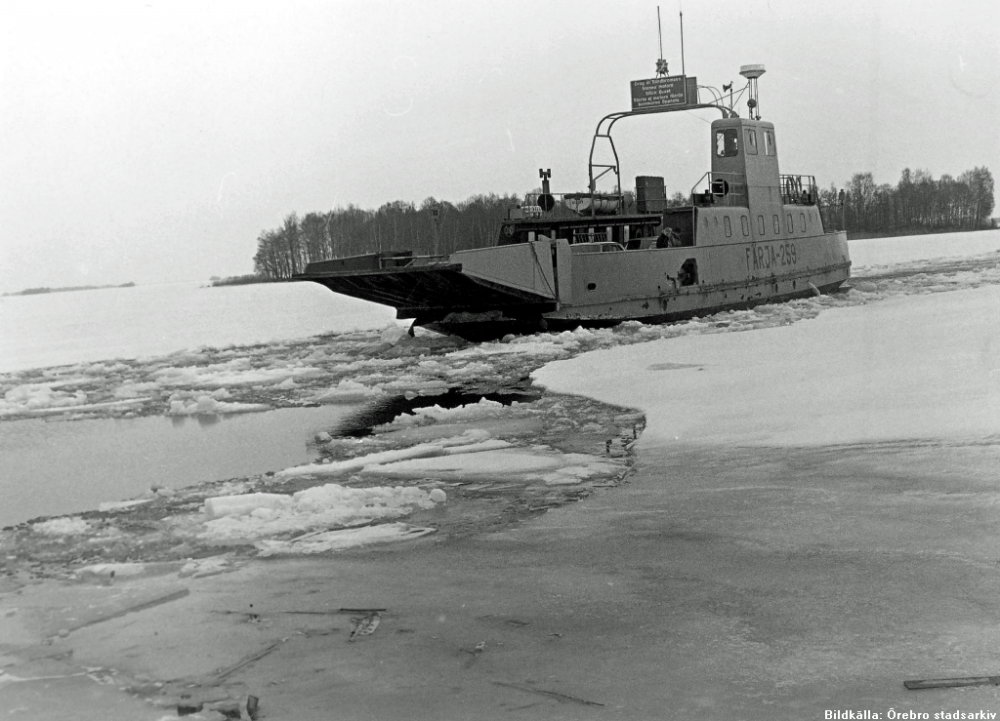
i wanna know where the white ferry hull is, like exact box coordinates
[413,231,850,338]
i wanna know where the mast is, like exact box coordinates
[680,9,685,77]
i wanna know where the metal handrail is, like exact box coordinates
[385,253,449,268]
[571,229,611,244]
[584,102,738,217]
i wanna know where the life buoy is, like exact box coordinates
[711,178,729,196]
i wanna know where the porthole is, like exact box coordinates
[587,283,597,291]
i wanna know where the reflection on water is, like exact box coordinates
[172,414,223,429]
[0,405,360,527]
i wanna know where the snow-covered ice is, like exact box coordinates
[31,517,91,536]
[4,236,998,422]
[165,390,270,416]
[0,279,399,373]
[199,483,444,543]
[375,398,511,429]
[533,286,1000,447]
[3,229,1000,549]
[255,523,436,556]
[363,446,621,483]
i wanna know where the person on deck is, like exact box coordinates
[656,227,682,248]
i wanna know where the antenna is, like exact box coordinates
[679,8,686,77]
[739,64,766,119]
[657,7,663,59]
[655,7,668,77]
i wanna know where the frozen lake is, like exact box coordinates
[2,230,998,375]
[1,229,998,527]
[0,279,398,373]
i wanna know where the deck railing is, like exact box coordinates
[571,229,611,244]
[780,174,818,205]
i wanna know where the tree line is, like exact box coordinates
[818,167,995,236]
[249,167,994,280]
[252,194,521,280]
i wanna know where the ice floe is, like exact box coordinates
[376,398,511,429]
[32,517,91,536]
[311,378,384,403]
[150,357,325,388]
[255,523,436,556]
[166,390,270,416]
[199,483,444,543]
[362,446,621,483]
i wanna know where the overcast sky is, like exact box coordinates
[1,0,997,292]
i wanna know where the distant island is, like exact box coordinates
[209,274,281,287]
[3,282,135,297]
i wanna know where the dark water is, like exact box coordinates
[0,386,543,527]
[336,389,541,437]
[0,405,360,527]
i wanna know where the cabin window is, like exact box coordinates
[715,129,739,157]
[800,212,806,232]
[786,213,794,232]
[757,215,765,235]
[724,216,732,237]
[773,214,780,234]
[745,129,758,154]
[764,130,776,156]
[741,216,750,236]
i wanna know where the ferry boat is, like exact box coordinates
[296,61,850,341]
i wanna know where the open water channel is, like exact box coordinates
[4,231,999,527]
[0,405,364,527]
[1,280,397,526]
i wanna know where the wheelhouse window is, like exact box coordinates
[773,214,780,234]
[741,216,750,236]
[757,215,765,235]
[764,130,776,156]
[745,129,758,155]
[715,129,739,157]
[724,216,732,237]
